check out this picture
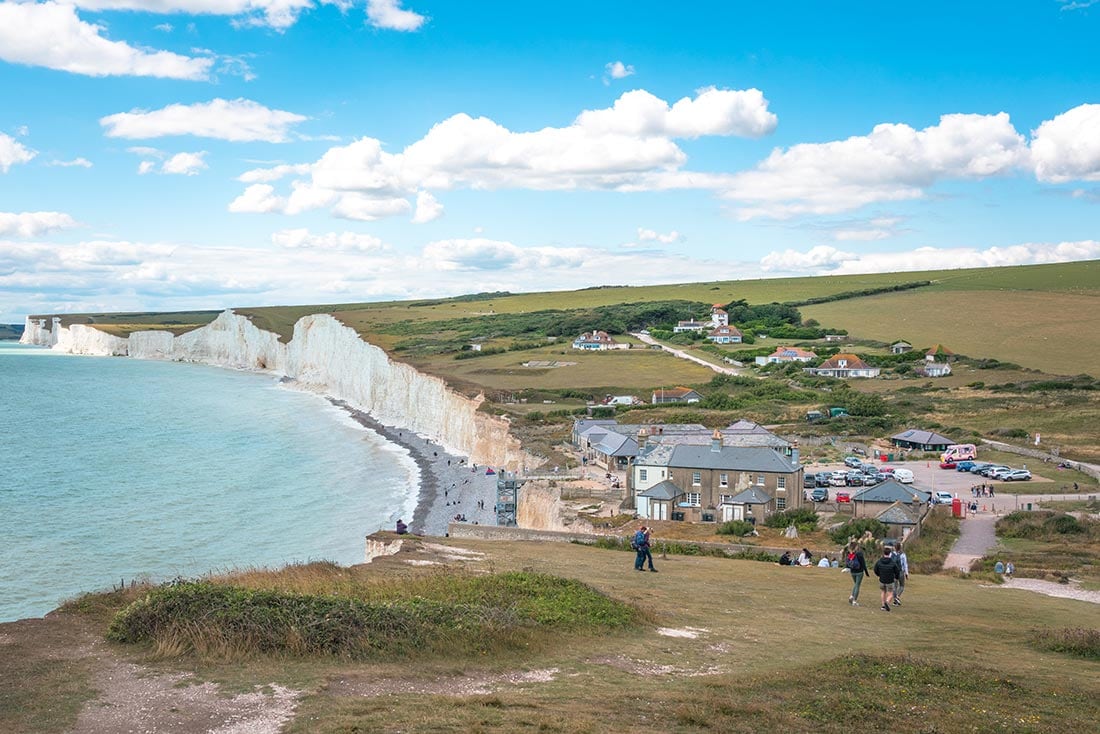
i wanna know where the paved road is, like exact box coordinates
[943,512,999,571]
[630,332,744,376]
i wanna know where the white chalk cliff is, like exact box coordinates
[22,310,534,470]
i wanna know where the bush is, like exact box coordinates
[716,520,756,537]
[1030,628,1100,660]
[829,518,887,544]
[764,507,819,531]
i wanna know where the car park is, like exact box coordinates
[939,461,957,469]
[803,473,817,489]
[844,456,863,468]
[810,487,829,502]
[956,461,977,472]
[933,491,954,505]
[1003,469,1032,481]
[836,492,851,503]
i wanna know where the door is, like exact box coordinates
[653,502,668,521]
[721,504,734,522]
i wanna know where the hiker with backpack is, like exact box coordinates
[631,526,657,572]
[873,545,901,612]
[844,540,870,606]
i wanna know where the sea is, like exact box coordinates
[0,342,419,622]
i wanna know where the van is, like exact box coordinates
[893,468,914,484]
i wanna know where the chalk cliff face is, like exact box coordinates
[21,310,533,470]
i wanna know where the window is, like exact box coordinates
[639,469,648,482]
[756,475,765,486]
[720,494,734,504]
[777,477,786,490]
[719,473,729,488]
[686,492,701,506]
[776,498,787,510]
[692,471,701,486]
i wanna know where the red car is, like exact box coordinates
[940,461,957,469]
[878,467,896,474]
[836,492,851,503]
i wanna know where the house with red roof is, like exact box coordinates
[707,325,743,344]
[803,353,881,378]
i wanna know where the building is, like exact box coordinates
[755,346,818,365]
[707,325,743,344]
[849,480,931,518]
[916,344,954,377]
[572,330,619,350]
[673,319,709,333]
[652,386,703,404]
[576,426,638,469]
[711,306,729,327]
[890,341,913,354]
[890,429,955,452]
[803,353,881,378]
[632,432,803,522]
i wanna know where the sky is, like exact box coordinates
[1,0,1099,323]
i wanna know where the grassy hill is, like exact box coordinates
[2,536,1097,733]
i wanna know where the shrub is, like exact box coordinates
[829,518,887,544]
[764,507,819,531]
[716,520,756,537]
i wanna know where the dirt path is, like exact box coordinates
[630,332,743,375]
[993,578,1100,605]
[943,512,1000,571]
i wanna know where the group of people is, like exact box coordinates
[631,526,657,572]
[778,548,828,567]
[970,484,996,498]
[844,541,909,612]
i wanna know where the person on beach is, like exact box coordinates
[873,546,900,612]
[844,541,870,606]
[892,546,909,606]
[632,526,657,572]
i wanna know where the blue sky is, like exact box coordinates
[1,0,1099,322]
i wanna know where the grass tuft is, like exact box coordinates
[1030,628,1100,660]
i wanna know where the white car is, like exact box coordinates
[933,491,954,505]
[829,470,848,487]
[1003,469,1032,481]
[988,467,1015,480]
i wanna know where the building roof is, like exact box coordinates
[573,419,618,435]
[590,431,638,458]
[875,501,922,525]
[636,443,800,473]
[723,487,773,505]
[574,330,616,343]
[891,341,912,348]
[890,429,954,446]
[926,343,954,357]
[637,480,684,500]
[653,386,702,399]
[768,345,817,359]
[816,353,874,370]
[708,325,742,336]
[851,479,931,504]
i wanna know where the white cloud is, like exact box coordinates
[230,87,776,220]
[101,98,308,142]
[137,160,157,175]
[760,240,1100,275]
[0,1,212,80]
[0,211,80,238]
[725,112,1028,219]
[637,227,681,244]
[48,157,94,168]
[271,228,385,251]
[1030,104,1100,183]
[69,1,353,31]
[366,0,426,31]
[154,22,174,32]
[411,190,443,223]
[832,217,901,241]
[604,60,635,83]
[228,184,287,213]
[0,133,36,172]
[161,151,209,175]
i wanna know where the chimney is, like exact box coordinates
[789,441,800,467]
[711,429,723,453]
[637,428,647,450]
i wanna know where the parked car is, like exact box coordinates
[830,471,848,487]
[860,464,879,475]
[981,465,1010,478]
[810,487,829,502]
[865,473,887,485]
[844,456,863,468]
[836,492,851,503]
[878,466,896,474]
[893,468,915,484]
[815,473,831,488]
[803,473,817,489]
[969,462,995,475]
[988,467,1015,480]
[933,491,954,505]
[939,461,957,470]
[1003,469,1032,481]
[955,460,977,472]
[845,471,865,486]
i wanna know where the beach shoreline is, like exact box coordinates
[330,399,500,538]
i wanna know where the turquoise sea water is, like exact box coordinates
[0,342,417,622]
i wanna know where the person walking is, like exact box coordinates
[632,526,657,572]
[892,546,909,606]
[844,541,870,606]
[873,546,901,612]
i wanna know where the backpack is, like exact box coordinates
[846,552,861,571]
[631,530,646,551]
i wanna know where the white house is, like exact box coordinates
[572,331,619,350]
[755,346,817,365]
[711,306,728,327]
[707,325,743,344]
[673,319,709,333]
[804,353,881,378]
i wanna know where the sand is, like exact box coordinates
[330,400,502,536]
